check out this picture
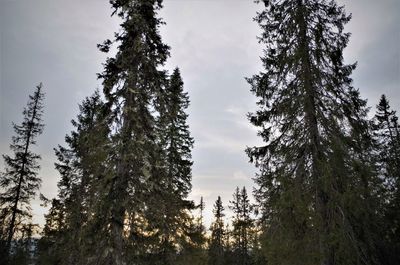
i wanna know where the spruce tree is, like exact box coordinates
[373,95,400,264]
[208,196,225,265]
[162,68,193,199]
[39,1,197,263]
[37,91,109,265]
[247,1,380,264]
[147,67,195,264]
[59,91,109,264]
[374,95,400,192]
[229,187,253,265]
[0,83,44,262]
[95,0,172,263]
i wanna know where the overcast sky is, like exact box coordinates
[1,0,399,227]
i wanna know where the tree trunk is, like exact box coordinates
[6,83,42,253]
[296,2,333,265]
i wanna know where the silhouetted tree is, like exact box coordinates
[36,198,64,265]
[373,95,400,264]
[37,91,109,265]
[229,187,253,265]
[208,196,225,265]
[374,95,400,193]
[94,0,171,263]
[0,83,44,263]
[147,67,195,264]
[248,1,381,264]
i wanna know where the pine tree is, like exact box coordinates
[229,187,253,265]
[247,1,380,264]
[0,83,44,262]
[373,95,400,264]
[208,196,225,265]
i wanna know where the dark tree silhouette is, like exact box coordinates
[248,1,381,264]
[36,91,109,265]
[208,196,225,265]
[229,187,253,265]
[150,67,195,264]
[373,95,400,264]
[95,0,171,263]
[0,83,44,262]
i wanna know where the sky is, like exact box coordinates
[0,0,399,227]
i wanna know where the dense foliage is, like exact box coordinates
[1,1,398,265]
[247,0,398,265]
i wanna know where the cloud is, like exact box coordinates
[1,0,398,228]
[339,0,400,111]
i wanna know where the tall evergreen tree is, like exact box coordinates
[40,1,197,264]
[146,67,195,264]
[374,95,400,193]
[162,68,193,198]
[37,91,109,265]
[93,0,190,264]
[247,1,380,264]
[208,196,225,265]
[0,83,44,262]
[373,95,400,264]
[229,187,253,265]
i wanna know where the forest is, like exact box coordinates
[0,0,399,265]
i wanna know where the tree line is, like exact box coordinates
[1,0,399,265]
